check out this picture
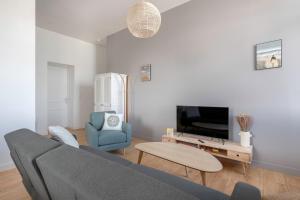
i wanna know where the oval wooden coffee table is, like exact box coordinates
[135,142,223,186]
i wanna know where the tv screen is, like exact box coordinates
[177,106,229,139]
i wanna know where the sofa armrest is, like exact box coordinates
[122,122,132,143]
[85,123,99,148]
[230,182,261,200]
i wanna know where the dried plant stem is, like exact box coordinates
[236,114,251,132]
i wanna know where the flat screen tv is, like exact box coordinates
[177,106,229,139]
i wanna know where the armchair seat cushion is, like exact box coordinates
[98,131,127,146]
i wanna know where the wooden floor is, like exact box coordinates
[1,129,300,200]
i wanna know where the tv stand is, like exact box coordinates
[162,134,253,175]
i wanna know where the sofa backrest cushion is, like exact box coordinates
[36,144,199,200]
[90,111,115,130]
[4,129,61,200]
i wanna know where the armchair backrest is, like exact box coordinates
[90,111,116,130]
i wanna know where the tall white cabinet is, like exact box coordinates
[94,73,128,121]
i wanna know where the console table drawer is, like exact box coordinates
[228,151,250,162]
[161,135,253,175]
[162,137,176,143]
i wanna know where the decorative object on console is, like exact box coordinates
[256,39,282,70]
[236,114,252,147]
[166,128,174,136]
[141,64,151,81]
[127,1,161,38]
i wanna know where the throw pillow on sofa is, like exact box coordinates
[48,126,79,148]
[102,113,123,131]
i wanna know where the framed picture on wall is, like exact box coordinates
[256,39,282,70]
[141,65,151,81]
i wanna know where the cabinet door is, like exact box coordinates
[94,74,111,112]
[94,76,103,107]
[110,74,123,114]
[103,74,111,107]
[110,73,128,121]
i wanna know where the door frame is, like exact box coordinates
[47,62,74,128]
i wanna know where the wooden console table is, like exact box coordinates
[162,134,253,175]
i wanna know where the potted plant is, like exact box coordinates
[236,114,252,147]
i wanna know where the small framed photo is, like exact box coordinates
[141,65,151,81]
[256,39,282,70]
[166,128,174,136]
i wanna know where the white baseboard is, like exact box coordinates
[132,133,156,142]
[0,161,15,172]
[253,160,300,176]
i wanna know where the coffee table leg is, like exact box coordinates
[242,162,248,176]
[137,151,144,164]
[185,166,188,177]
[200,171,206,186]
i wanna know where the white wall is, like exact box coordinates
[0,0,36,170]
[107,0,300,175]
[36,28,106,134]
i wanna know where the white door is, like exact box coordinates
[47,65,71,127]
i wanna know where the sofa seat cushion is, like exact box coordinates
[80,146,230,200]
[37,145,200,200]
[130,165,230,200]
[98,130,126,146]
[80,145,132,166]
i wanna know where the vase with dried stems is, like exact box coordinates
[236,114,252,147]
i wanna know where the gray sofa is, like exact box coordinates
[5,129,261,200]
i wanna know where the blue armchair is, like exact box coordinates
[85,112,132,152]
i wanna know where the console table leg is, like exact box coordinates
[200,171,206,186]
[137,151,144,164]
[242,162,247,176]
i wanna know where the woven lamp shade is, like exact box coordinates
[127,1,161,38]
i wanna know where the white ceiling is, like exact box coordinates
[36,0,191,44]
